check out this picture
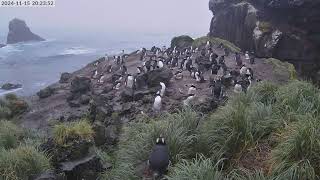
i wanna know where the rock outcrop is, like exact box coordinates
[0,44,5,48]
[208,0,320,78]
[7,18,44,44]
[171,35,194,50]
[1,83,22,90]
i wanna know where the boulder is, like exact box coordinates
[71,76,91,94]
[120,88,134,102]
[59,72,72,83]
[171,35,194,49]
[7,18,44,44]
[93,122,118,146]
[37,87,55,99]
[1,83,22,90]
[145,68,173,87]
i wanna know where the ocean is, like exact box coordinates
[0,31,198,96]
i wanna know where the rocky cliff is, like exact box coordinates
[7,18,44,44]
[208,0,320,78]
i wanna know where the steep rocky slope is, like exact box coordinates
[208,0,320,79]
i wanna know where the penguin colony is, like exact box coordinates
[89,43,258,177]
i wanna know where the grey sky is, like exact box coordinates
[0,0,212,36]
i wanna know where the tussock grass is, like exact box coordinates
[0,145,51,180]
[53,119,94,145]
[0,94,28,119]
[271,115,320,179]
[199,92,279,165]
[193,36,241,52]
[167,155,225,180]
[103,108,200,180]
[0,120,23,149]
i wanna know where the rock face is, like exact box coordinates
[7,18,45,44]
[208,0,320,77]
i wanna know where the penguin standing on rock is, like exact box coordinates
[188,85,197,95]
[159,82,166,97]
[157,59,164,68]
[153,91,162,112]
[240,65,248,76]
[126,74,134,89]
[148,136,169,178]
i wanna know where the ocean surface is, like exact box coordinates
[0,32,198,96]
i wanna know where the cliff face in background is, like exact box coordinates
[208,0,320,78]
[7,18,44,44]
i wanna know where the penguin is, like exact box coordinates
[185,58,193,72]
[98,75,105,84]
[104,54,109,61]
[183,94,196,106]
[234,81,243,93]
[245,51,250,61]
[188,85,197,96]
[212,79,223,99]
[195,71,201,82]
[148,136,169,178]
[240,65,248,76]
[94,61,99,67]
[126,74,134,89]
[246,68,253,78]
[180,58,187,69]
[153,91,162,112]
[174,71,183,80]
[205,41,211,49]
[93,70,98,79]
[159,82,166,97]
[157,60,164,68]
[114,76,123,90]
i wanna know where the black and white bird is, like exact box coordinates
[153,91,162,112]
[234,80,243,93]
[126,74,134,89]
[148,136,170,178]
[159,82,166,97]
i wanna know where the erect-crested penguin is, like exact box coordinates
[126,74,134,89]
[234,81,243,93]
[148,136,169,177]
[240,65,247,76]
[93,70,98,78]
[245,51,250,60]
[153,91,162,112]
[159,82,166,97]
[183,94,195,106]
[157,60,164,68]
[98,75,105,84]
[188,85,197,95]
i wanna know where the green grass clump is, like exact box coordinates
[249,81,279,105]
[199,92,280,168]
[0,94,28,119]
[0,120,24,149]
[53,119,94,145]
[103,108,199,180]
[266,58,297,81]
[167,156,225,180]
[271,116,320,179]
[0,145,51,180]
[192,36,241,53]
[275,80,320,119]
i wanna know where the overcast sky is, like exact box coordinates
[0,0,212,36]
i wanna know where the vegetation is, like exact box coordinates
[53,119,94,145]
[0,120,51,180]
[266,58,297,80]
[258,21,273,34]
[0,93,28,119]
[192,36,241,52]
[0,145,51,180]
[171,35,194,49]
[101,80,320,180]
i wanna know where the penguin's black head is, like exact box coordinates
[190,84,196,88]
[156,137,166,145]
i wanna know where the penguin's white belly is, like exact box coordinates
[234,84,242,93]
[183,96,195,106]
[127,78,134,88]
[153,97,162,111]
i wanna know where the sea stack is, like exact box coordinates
[7,18,45,44]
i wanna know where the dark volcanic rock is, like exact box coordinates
[208,0,320,78]
[1,83,22,90]
[59,72,72,83]
[71,76,91,94]
[7,18,44,44]
[145,68,173,87]
[37,87,55,99]
[0,44,5,48]
[171,35,194,49]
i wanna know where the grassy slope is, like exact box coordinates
[103,80,320,180]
